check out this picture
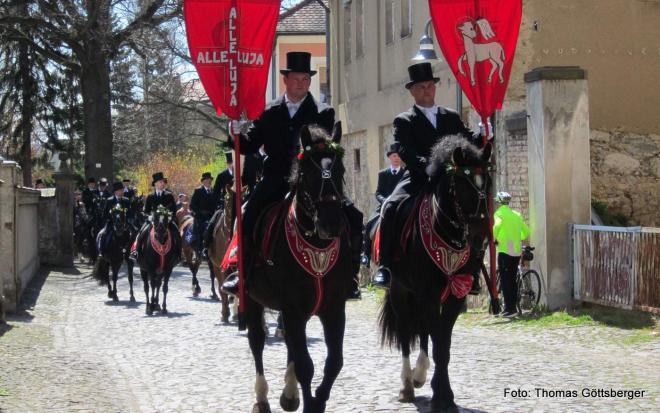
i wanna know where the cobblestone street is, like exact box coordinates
[1,264,658,413]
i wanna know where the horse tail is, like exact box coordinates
[379,287,422,351]
[379,291,398,349]
[92,258,110,285]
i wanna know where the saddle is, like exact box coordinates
[371,195,423,265]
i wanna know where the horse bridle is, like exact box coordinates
[432,164,491,248]
[296,152,344,235]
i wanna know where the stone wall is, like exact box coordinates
[590,130,660,226]
[496,111,530,220]
[38,195,59,265]
[341,131,371,217]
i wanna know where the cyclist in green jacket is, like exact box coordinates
[493,192,530,317]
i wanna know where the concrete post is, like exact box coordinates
[52,172,77,267]
[525,66,592,309]
[0,160,20,312]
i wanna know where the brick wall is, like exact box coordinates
[496,112,530,220]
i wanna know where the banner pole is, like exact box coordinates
[233,126,247,331]
[482,117,499,312]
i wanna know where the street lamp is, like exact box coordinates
[411,19,441,62]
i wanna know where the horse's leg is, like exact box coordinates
[246,297,270,413]
[398,331,415,403]
[153,275,162,312]
[127,257,135,302]
[275,311,285,338]
[429,296,463,412]
[217,268,230,323]
[161,273,170,314]
[314,308,347,411]
[488,58,497,83]
[142,270,152,315]
[413,333,430,388]
[282,311,315,413]
[209,262,219,300]
[279,345,300,412]
[111,262,119,302]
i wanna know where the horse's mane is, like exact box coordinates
[288,124,331,186]
[426,135,482,178]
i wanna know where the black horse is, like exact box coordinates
[379,136,492,412]
[92,205,136,301]
[138,206,181,315]
[244,124,352,413]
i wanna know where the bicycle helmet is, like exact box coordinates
[495,191,512,204]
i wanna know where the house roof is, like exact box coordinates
[277,0,327,34]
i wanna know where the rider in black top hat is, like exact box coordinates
[373,62,488,288]
[97,182,131,257]
[213,152,235,203]
[82,177,100,214]
[222,51,364,296]
[191,172,219,253]
[131,172,180,261]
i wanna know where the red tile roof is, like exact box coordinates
[277,0,328,34]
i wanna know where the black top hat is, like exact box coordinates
[201,172,213,182]
[87,177,96,184]
[280,52,317,76]
[112,182,124,192]
[152,172,166,186]
[405,62,440,89]
[99,177,108,184]
[225,151,233,164]
[386,143,401,157]
[122,178,131,183]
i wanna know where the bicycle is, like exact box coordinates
[500,246,541,313]
[481,246,542,314]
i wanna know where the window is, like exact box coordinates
[344,3,351,63]
[354,149,361,172]
[385,0,393,45]
[401,0,412,38]
[318,66,328,103]
[356,0,364,57]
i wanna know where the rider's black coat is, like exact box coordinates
[394,106,482,184]
[190,185,219,219]
[143,190,177,217]
[375,167,405,207]
[236,93,334,177]
[82,187,100,212]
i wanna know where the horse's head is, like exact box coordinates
[110,205,129,236]
[291,122,346,240]
[152,205,173,240]
[427,135,493,242]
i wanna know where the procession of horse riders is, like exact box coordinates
[73,51,493,298]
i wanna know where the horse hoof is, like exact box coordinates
[146,308,153,316]
[279,394,300,412]
[192,290,199,297]
[112,294,118,302]
[221,315,229,324]
[107,291,113,299]
[153,303,161,311]
[274,328,285,339]
[129,296,136,303]
[194,286,201,295]
[161,308,168,315]
[398,386,415,403]
[251,402,271,413]
[210,294,220,301]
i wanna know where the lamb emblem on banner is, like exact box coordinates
[457,18,505,86]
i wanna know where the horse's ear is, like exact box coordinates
[331,121,342,144]
[300,125,312,148]
[481,142,492,162]
[452,147,465,166]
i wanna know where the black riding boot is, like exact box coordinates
[374,203,395,288]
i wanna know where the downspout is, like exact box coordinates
[271,35,278,100]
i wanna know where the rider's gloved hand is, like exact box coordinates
[478,120,494,140]
[229,119,247,135]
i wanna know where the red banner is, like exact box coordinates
[183,0,280,120]
[428,0,522,120]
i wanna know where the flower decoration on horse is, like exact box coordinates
[153,205,173,221]
[111,204,128,215]
[297,140,345,161]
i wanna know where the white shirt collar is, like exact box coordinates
[284,93,307,117]
[415,104,439,128]
[228,167,233,176]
